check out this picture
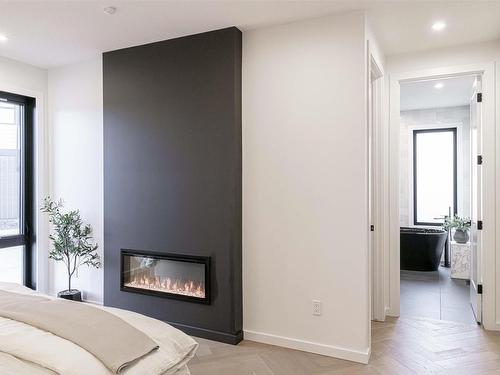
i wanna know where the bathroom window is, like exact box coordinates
[413,128,457,226]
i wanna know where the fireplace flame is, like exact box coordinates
[125,273,205,298]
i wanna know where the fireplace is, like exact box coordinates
[120,249,210,304]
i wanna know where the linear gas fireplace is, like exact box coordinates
[120,249,210,304]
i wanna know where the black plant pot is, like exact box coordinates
[57,289,82,302]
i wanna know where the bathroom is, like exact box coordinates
[399,75,479,324]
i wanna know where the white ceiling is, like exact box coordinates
[400,75,476,111]
[1,1,500,68]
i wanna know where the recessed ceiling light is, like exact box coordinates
[434,82,444,89]
[0,34,8,42]
[432,21,446,31]
[103,6,117,15]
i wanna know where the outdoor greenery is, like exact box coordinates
[41,197,101,292]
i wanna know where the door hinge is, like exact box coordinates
[477,155,483,165]
[478,284,483,294]
[477,92,483,102]
[370,225,374,232]
[478,220,483,230]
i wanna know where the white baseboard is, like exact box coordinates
[47,290,103,305]
[243,330,370,364]
[483,321,500,331]
[83,298,104,306]
[385,306,399,318]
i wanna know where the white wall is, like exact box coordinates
[0,56,49,293]
[385,39,500,326]
[34,11,381,359]
[243,11,371,362]
[0,55,47,93]
[47,58,103,304]
[0,54,103,303]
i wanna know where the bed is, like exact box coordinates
[0,282,198,375]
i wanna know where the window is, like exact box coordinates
[0,91,35,287]
[413,128,457,226]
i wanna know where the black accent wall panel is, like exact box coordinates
[103,27,242,344]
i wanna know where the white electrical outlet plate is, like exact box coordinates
[313,300,321,316]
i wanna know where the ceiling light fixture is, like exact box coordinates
[0,34,8,42]
[434,82,444,89]
[432,21,446,32]
[103,6,117,15]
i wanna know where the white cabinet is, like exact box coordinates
[450,241,471,280]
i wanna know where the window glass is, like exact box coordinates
[0,102,21,236]
[0,246,23,284]
[415,130,456,224]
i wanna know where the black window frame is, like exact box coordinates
[0,91,35,289]
[413,127,457,226]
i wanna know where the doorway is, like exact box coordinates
[399,75,476,324]
[384,63,496,329]
[368,51,384,323]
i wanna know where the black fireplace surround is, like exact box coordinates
[103,27,242,344]
[121,250,211,304]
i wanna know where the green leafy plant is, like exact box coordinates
[41,197,101,292]
[443,215,471,232]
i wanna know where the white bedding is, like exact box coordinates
[0,283,198,375]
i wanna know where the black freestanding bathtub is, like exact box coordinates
[400,227,448,271]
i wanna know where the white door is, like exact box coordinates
[470,76,483,324]
[368,65,374,320]
[368,58,384,322]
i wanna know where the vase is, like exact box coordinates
[453,229,469,244]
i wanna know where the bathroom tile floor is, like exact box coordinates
[401,266,477,324]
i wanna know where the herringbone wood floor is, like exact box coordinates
[189,317,500,374]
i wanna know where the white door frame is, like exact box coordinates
[386,62,497,330]
[368,50,385,322]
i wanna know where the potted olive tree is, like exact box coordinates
[41,197,101,301]
[444,215,471,244]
